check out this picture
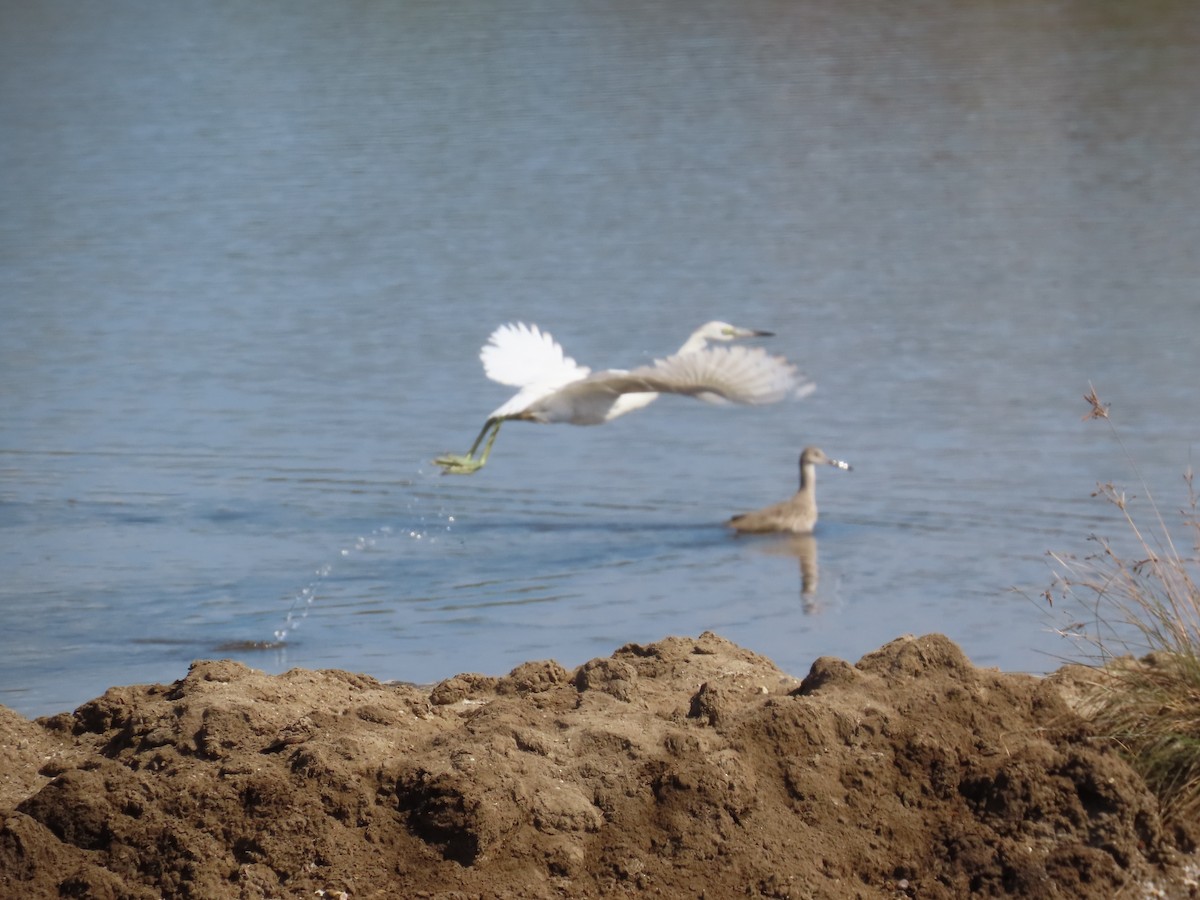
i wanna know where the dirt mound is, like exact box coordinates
[1,632,1195,898]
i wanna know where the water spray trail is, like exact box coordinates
[271,526,395,643]
[270,469,456,646]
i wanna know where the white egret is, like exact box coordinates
[434,321,813,474]
[602,321,775,420]
[727,446,852,534]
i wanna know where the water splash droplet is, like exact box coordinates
[267,517,416,650]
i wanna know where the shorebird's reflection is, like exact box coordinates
[758,534,820,612]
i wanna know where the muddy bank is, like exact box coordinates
[1,632,1195,898]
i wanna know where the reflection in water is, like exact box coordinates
[215,639,285,652]
[759,535,821,612]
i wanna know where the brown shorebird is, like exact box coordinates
[728,446,851,535]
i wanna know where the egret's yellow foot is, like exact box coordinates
[434,453,486,475]
[434,419,502,474]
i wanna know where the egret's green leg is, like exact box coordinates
[434,418,502,474]
[472,420,502,465]
[470,418,501,457]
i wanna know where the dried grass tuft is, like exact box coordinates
[1047,384,1200,822]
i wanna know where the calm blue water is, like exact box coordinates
[2,0,1198,717]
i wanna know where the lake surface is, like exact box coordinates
[2,0,1198,717]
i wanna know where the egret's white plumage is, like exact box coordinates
[606,320,777,418]
[434,321,813,474]
[504,344,803,425]
[480,322,589,388]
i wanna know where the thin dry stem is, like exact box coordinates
[1047,385,1200,823]
[1082,383,1110,420]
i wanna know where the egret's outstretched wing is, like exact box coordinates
[599,345,813,406]
[480,322,589,387]
[436,330,812,474]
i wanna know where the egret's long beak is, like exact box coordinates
[744,328,775,338]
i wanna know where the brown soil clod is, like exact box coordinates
[1,632,1196,898]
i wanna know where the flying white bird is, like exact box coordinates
[434,321,814,474]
